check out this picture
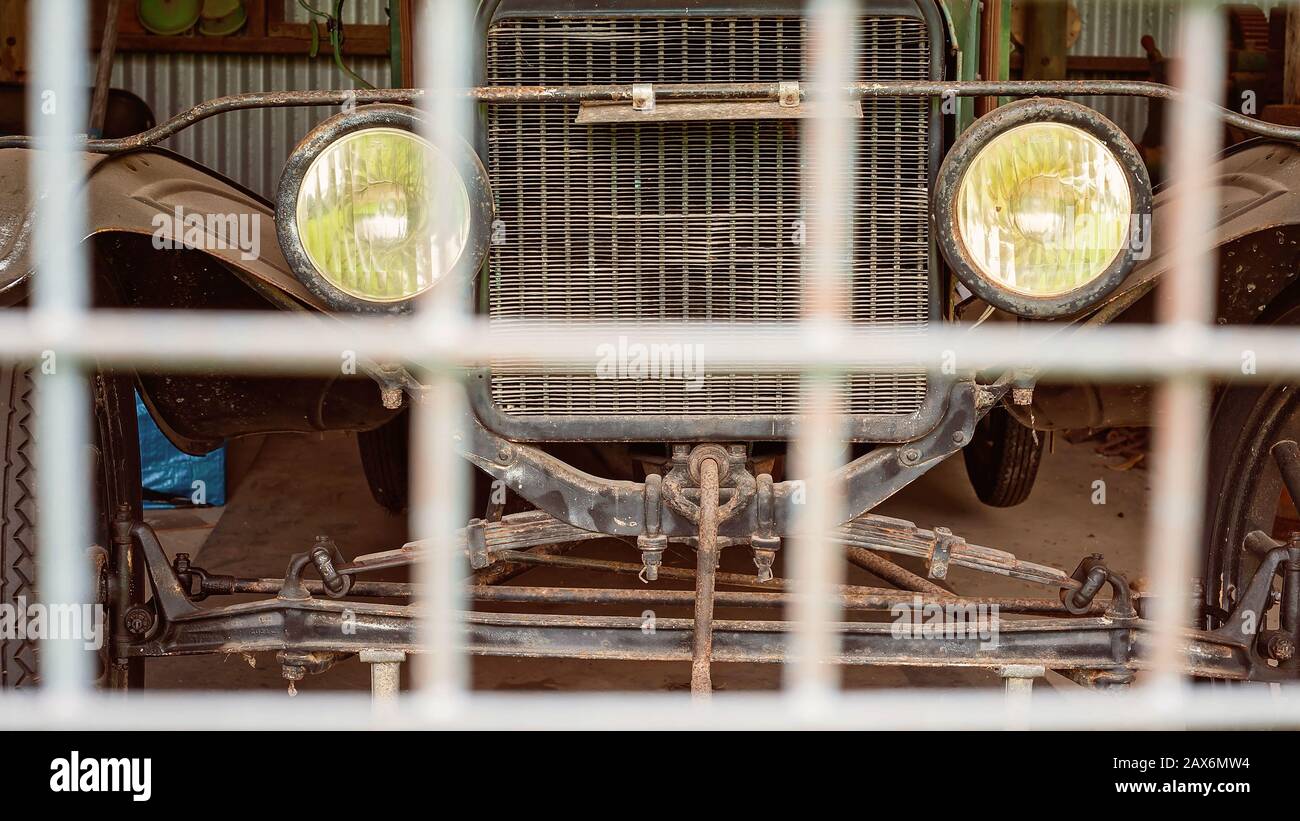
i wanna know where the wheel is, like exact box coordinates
[962,405,1045,507]
[358,409,409,514]
[0,364,38,688]
[0,363,144,690]
[1205,303,1300,630]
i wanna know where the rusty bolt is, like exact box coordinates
[951,430,967,445]
[640,548,664,582]
[900,448,922,466]
[1261,630,1296,662]
[380,386,403,410]
[123,605,154,636]
[1012,386,1034,406]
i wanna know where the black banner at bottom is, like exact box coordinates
[2,730,1293,808]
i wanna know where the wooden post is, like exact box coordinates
[1286,4,1300,105]
[89,0,121,136]
[1022,0,1069,81]
[977,0,1004,116]
[0,0,27,84]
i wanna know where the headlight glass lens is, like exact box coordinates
[955,122,1133,298]
[296,127,470,302]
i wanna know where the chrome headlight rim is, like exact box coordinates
[275,103,493,314]
[934,98,1152,319]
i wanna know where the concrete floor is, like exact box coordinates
[144,429,1150,694]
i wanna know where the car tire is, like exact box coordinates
[0,364,39,688]
[358,410,409,514]
[1,363,145,690]
[962,406,1045,508]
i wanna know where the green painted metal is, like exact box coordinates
[939,0,1012,133]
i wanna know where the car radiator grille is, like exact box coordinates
[484,15,932,423]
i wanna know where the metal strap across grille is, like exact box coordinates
[484,15,932,426]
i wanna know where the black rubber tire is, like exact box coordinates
[0,364,145,690]
[358,410,409,514]
[0,364,38,688]
[962,406,1045,508]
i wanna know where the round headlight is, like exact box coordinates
[277,105,492,313]
[936,99,1151,318]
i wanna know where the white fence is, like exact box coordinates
[3,0,1300,730]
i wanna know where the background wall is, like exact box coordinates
[1067,0,1281,139]
[108,0,391,200]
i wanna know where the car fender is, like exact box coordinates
[1088,139,1300,328]
[0,146,324,310]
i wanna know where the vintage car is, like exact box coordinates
[2,0,1299,694]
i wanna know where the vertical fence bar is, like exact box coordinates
[29,0,92,697]
[411,0,475,709]
[1145,1,1223,697]
[785,0,856,706]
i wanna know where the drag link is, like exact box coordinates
[692,455,722,699]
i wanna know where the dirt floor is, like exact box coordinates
[143,428,1150,694]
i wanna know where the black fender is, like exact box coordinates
[0,147,398,453]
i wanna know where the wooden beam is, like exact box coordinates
[1022,0,1069,81]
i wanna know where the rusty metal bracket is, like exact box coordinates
[927,527,960,580]
[750,473,780,583]
[466,519,491,570]
[778,81,800,107]
[638,473,667,581]
[631,83,656,112]
[662,443,756,527]
[1060,554,1136,619]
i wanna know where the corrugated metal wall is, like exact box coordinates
[109,1,390,200]
[1067,0,1280,139]
[281,0,389,25]
[104,1,1282,195]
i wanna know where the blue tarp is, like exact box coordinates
[135,393,225,509]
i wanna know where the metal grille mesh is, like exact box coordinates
[485,15,931,421]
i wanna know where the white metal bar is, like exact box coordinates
[1143,1,1223,698]
[785,0,856,706]
[411,0,475,708]
[29,0,92,696]
[1,688,1299,731]
[1,315,1299,381]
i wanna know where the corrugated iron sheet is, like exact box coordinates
[282,0,390,26]
[109,53,389,200]
[109,0,391,199]
[1068,0,1279,139]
